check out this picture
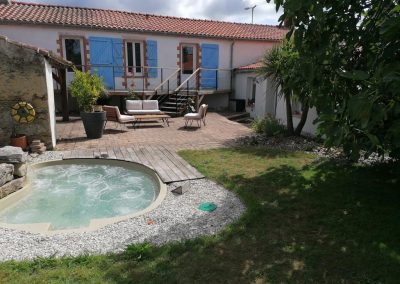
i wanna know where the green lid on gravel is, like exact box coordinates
[198,202,217,212]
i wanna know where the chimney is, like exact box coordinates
[0,0,12,4]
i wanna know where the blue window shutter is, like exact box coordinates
[112,38,124,77]
[201,44,219,89]
[89,37,114,89]
[146,40,158,78]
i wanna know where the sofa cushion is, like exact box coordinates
[126,100,142,111]
[142,100,159,110]
[184,113,201,119]
[127,109,162,115]
[119,114,136,123]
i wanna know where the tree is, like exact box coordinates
[258,40,310,135]
[268,0,400,159]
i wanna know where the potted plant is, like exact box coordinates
[126,89,139,101]
[69,68,107,139]
[95,88,110,110]
[10,125,28,150]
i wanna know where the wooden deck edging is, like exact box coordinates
[62,146,204,183]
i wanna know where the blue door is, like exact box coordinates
[89,37,115,89]
[201,44,219,89]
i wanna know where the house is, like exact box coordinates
[0,35,70,148]
[0,0,287,119]
[234,61,318,135]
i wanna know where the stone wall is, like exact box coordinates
[0,37,53,148]
[0,147,27,200]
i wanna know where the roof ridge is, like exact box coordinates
[12,1,284,29]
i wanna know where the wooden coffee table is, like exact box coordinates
[132,113,171,129]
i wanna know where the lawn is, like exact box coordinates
[0,147,399,283]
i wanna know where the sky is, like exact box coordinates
[27,0,283,25]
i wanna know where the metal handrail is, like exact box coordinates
[153,68,181,93]
[175,68,201,92]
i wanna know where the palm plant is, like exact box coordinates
[258,40,310,136]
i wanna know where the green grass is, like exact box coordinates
[1,147,400,283]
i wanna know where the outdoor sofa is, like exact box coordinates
[126,100,162,115]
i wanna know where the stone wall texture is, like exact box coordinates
[0,38,53,148]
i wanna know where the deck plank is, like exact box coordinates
[106,147,117,159]
[132,146,153,169]
[113,147,124,160]
[126,147,141,163]
[162,147,204,179]
[119,147,130,161]
[139,146,173,183]
[148,146,182,182]
[60,146,203,183]
[157,146,199,180]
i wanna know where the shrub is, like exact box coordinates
[126,89,139,100]
[252,116,285,137]
[125,242,152,261]
[251,118,267,134]
[69,68,105,112]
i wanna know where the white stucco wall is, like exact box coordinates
[233,72,276,119]
[0,24,276,92]
[234,71,318,135]
[275,96,318,135]
[44,60,56,147]
[232,41,276,68]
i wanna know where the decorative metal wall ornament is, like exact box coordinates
[10,102,36,124]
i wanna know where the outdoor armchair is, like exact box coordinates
[103,105,136,130]
[184,104,208,128]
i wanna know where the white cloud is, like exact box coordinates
[28,0,282,25]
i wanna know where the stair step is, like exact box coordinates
[227,112,250,121]
[236,117,254,123]
[161,106,182,110]
[163,102,185,106]
[168,97,187,101]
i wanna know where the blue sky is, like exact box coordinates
[27,0,282,25]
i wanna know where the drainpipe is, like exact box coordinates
[229,40,235,99]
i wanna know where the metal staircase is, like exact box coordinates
[152,68,202,117]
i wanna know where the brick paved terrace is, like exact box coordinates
[55,112,252,151]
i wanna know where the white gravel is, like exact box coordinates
[0,153,245,261]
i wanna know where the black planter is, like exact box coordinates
[80,111,106,139]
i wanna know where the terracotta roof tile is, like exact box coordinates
[236,61,263,71]
[0,1,288,41]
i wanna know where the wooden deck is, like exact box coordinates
[62,146,204,183]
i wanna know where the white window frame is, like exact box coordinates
[62,37,85,72]
[125,41,144,76]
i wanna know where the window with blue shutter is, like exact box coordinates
[201,43,219,89]
[89,36,124,89]
[146,40,158,78]
[112,38,124,77]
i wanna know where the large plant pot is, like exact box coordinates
[10,134,28,150]
[81,111,106,139]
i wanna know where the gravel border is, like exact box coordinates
[234,134,396,165]
[0,153,245,261]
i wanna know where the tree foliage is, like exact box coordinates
[258,40,310,135]
[269,0,400,159]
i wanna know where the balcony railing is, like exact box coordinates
[67,64,232,96]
